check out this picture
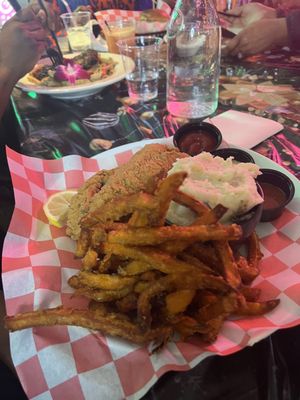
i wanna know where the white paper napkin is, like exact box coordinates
[205,110,283,149]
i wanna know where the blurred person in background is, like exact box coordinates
[264,1,300,10]
[51,0,154,13]
[223,1,300,56]
[0,5,47,399]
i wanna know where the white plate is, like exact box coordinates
[17,52,133,100]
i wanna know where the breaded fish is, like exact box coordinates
[66,170,114,240]
[66,144,186,240]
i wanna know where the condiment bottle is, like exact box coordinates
[166,0,221,119]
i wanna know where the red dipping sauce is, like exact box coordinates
[260,182,287,210]
[178,131,217,156]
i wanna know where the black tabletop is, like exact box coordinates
[4,48,300,400]
[12,55,300,177]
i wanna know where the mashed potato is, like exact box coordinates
[167,152,263,225]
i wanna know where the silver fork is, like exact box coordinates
[83,112,120,130]
[38,0,64,66]
[46,48,62,67]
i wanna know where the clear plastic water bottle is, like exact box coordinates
[166,0,221,119]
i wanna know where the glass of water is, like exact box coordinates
[167,23,221,119]
[117,36,162,102]
[61,11,91,52]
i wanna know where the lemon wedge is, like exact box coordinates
[43,190,77,228]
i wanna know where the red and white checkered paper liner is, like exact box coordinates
[3,138,300,400]
[95,2,171,34]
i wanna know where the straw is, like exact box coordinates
[61,0,72,14]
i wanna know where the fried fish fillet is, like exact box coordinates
[67,144,186,240]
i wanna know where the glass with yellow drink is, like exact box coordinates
[104,19,136,54]
[61,12,92,52]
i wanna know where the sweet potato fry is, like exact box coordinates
[188,243,220,271]
[248,232,263,269]
[134,281,152,294]
[154,172,187,225]
[103,222,127,232]
[104,243,210,275]
[68,275,82,289]
[134,274,164,294]
[75,229,90,258]
[178,253,216,275]
[90,223,125,248]
[118,260,153,276]
[192,290,219,308]
[235,299,280,316]
[173,191,209,215]
[214,241,241,289]
[74,286,133,302]
[201,316,225,344]
[82,248,98,270]
[172,316,208,340]
[108,224,242,246]
[128,211,151,228]
[88,301,111,315]
[90,226,107,248]
[137,273,230,330]
[140,271,162,281]
[159,205,228,255]
[237,256,259,285]
[195,292,239,322]
[115,293,138,313]
[69,275,134,301]
[159,239,195,254]
[240,286,261,302]
[5,306,173,344]
[165,290,196,315]
[77,271,137,291]
[193,204,228,225]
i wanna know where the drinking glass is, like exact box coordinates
[61,12,91,52]
[117,36,162,102]
[103,19,136,54]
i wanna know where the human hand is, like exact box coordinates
[0,7,48,83]
[30,0,62,31]
[220,2,277,30]
[223,18,288,58]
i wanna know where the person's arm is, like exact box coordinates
[0,67,18,121]
[220,2,277,30]
[224,17,288,57]
[0,7,47,120]
[286,9,300,49]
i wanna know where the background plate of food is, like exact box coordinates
[95,8,170,36]
[17,49,134,100]
[135,9,169,35]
